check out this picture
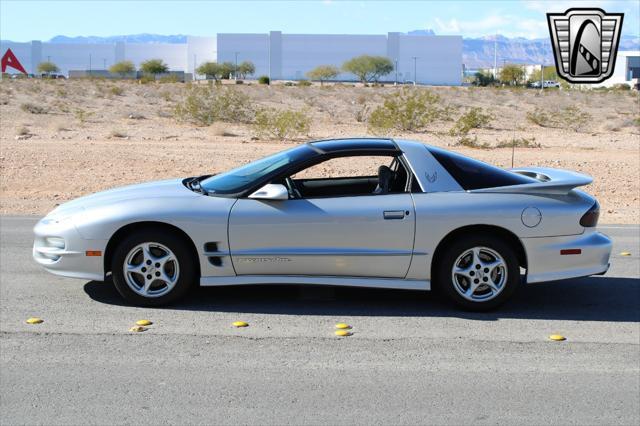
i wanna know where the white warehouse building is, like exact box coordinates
[1,32,463,85]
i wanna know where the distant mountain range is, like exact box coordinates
[40,32,639,69]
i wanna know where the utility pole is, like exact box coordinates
[234,51,239,80]
[47,55,51,63]
[89,54,92,76]
[412,56,418,86]
[394,58,398,86]
[540,62,544,93]
[103,58,106,70]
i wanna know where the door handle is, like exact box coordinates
[383,210,406,220]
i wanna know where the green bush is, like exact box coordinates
[296,80,312,87]
[37,61,59,75]
[367,88,444,134]
[109,61,136,77]
[140,59,169,75]
[237,61,255,79]
[258,75,270,85]
[473,71,496,86]
[139,74,156,84]
[306,65,339,85]
[253,108,311,140]
[174,86,254,126]
[342,55,393,83]
[196,62,223,81]
[449,107,493,136]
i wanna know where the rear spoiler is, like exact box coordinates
[470,167,593,195]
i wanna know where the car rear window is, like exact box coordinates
[428,146,536,190]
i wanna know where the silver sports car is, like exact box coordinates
[33,138,611,310]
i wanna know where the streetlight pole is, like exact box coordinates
[394,58,398,86]
[412,56,418,86]
[493,34,497,79]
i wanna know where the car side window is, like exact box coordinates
[282,155,411,198]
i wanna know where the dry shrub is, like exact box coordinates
[449,107,493,136]
[20,102,48,114]
[367,88,447,135]
[496,137,541,148]
[527,106,592,132]
[174,86,254,126]
[109,130,128,138]
[253,108,311,140]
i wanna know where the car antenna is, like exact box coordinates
[511,131,515,168]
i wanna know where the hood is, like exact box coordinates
[48,178,199,217]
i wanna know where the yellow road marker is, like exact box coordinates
[26,317,43,324]
[549,334,566,341]
[129,326,148,332]
[335,330,352,337]
[232,321,249,327]
[335,323,351,330]
[136,319,153,326]
[620,251,631,256]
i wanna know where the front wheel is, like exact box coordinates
[111,230,196,306]
[436,235,520,311]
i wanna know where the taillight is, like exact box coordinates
[580,201,600,227]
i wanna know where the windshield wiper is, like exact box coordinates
[188,178,208,195]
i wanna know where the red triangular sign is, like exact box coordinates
[1,48,28,74]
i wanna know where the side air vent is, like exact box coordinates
[208,257,223,266]
[204,242,223,267]
[204,242,218,252]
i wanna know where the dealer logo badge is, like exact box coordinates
[547,8,624,83]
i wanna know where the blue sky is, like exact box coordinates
[1,0,638,41]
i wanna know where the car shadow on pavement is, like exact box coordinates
[83,276,640,322]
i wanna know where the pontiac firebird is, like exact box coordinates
[33,138,612,310]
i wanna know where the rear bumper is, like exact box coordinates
[523,231,612,283]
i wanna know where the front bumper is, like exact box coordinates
[33,216,107,281]
[522,231,612,284]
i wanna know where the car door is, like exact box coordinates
[228,193,415,278]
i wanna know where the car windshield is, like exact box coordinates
[200,144,317,195]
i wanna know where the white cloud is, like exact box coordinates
[433,13,549,39]
[523,0,614,13]
[434,14,510,36]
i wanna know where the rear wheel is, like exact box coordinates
[111,230,196,306]
[436,235,520,311]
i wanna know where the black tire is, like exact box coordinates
[435,234,520,311]
[111,229,196,306]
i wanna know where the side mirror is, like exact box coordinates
[248,184,289,201]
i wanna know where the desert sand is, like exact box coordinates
[0,78,638,223]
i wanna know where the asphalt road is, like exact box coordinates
[1,216,638,425]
